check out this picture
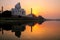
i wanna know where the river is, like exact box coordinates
[0,21,60,40]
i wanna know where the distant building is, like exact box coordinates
[27,14,36,17]
[27,8,36,18]
[11,2,37,18]
[11,2,26,16]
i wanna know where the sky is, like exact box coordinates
[0,0,60,19]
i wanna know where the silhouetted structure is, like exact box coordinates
[0,13,2,17]
[14,25,25,38]
[27,22,36,32]
[0,2,45,38]
[1,6,3,13]
[0,20,45,38]
[0,24,26,38]
[38,16,44,20]
[15,31,21,38]
[2,10,12,17]
[0,23,12,30]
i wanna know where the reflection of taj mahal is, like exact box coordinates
[11,2,26,16]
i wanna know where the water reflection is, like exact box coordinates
[0,21,44,38]
[0,21,60,40]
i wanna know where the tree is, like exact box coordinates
[2,10,12,17]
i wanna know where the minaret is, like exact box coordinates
[1,6,3,13]
[31,26,32,32]
[2,28,3,35]
[31,8,33,32]
[1,6,4,34]
[31,8,32,15]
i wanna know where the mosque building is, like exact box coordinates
[11,2,36,18]
[11,2,26,16]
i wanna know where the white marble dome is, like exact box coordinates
[11,2,26,16]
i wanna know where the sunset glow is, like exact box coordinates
[0,0,60,40]
[0,0,60,18]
